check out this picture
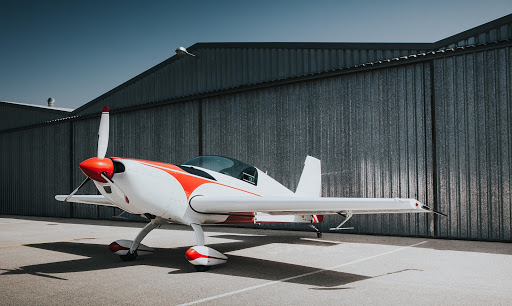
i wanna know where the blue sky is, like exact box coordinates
[1,0,512,109]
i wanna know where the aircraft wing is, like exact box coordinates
[189,196,431,215]
[55,195,116,207]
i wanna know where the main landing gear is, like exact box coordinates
[109,221,158,260]
[119,251,138,261]
[308,224,323,238]
[185,224,227,272]
[109,220,227,272]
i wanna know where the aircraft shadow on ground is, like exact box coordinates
[0,233,378,288]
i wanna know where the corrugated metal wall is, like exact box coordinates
[437,17,512,50]
[0,122,71,217]
[433,46,512,240]
[0,103,70,131]
[1,42,511,242]
[201,62,433,237]
[74,45,428,117]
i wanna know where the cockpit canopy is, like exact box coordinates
[182,156,258,185]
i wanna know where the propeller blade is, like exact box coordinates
[65,177,91,202]
[97,106,110,159]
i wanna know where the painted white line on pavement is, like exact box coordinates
[179,240,428,305]
[301,237,343,244]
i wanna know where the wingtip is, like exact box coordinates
[102,105,109,113]
[421,204,447,217]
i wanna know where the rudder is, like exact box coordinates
[295,156,321,197]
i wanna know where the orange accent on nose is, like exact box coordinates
[79,157,114,183]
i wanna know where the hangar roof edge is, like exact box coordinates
[1,100,74,113]
[3,39,512,135]
[188,42,434,50]
[433,12,512,49]
[87,39,512,117]
[71,13,512,116]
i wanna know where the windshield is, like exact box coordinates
[182,156,258,185]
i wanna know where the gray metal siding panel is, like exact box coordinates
[439,20,512,50]
[201,62,432,237]
[0,104,69,131]
[0,122,71,217]
[72,117,101,219]
[433,47,512,241]
[109,101,200,164]
[74,46,427,117]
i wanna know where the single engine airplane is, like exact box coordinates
[56,106,443,271]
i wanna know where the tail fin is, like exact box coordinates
[295,156,321,197]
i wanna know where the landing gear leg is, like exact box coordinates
[190,224,210,271]
[191,223,205,246]
[308,224,322,238]
[116,220,159,261]
[329,211,354,231]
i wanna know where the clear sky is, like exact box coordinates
[1,0,512,109]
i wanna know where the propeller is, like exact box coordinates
[65,105,128,203]
[64,177,91,202]
[97,106,109,158]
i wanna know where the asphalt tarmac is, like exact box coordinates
[1,215,511,305]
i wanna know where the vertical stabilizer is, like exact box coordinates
[295,156,321,197]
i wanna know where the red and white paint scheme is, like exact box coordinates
[56,106,443,271]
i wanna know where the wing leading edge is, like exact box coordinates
[189,196,430,215]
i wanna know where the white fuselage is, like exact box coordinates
[94,158,293,225]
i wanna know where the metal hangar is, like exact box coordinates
[1,14,511,242]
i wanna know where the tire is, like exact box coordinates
[194,265,211,272]
[120,251,138,261]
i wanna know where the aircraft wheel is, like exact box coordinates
[316,232,323,238]
[194,265,211,272]
[120,251,138,261]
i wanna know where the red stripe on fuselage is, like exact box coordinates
[111,157,187,173]
[112,158,261,200]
